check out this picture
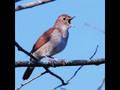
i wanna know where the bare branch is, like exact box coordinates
[67,45,99,82]
[15,0,56,11]
[97,78,105,90]
[15,58,105,67]
[15,41,104,90]
[45,68,66,85]
[84,22,105,34]
[53,84,67,90]
[16,71,48,90]
[89,45,99,59]
[15,41,104,68]
[15,41,67,89]
[15,41,45,61]
[53,45,100,90]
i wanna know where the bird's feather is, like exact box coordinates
[31,28,55,53]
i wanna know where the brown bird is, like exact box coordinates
[23,14,74,80]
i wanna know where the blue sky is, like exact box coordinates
[15,0,105,90]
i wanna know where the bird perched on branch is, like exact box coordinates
[23,14,74,80]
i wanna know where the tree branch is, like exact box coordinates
[15,41,105,90]
[15,41,67,89]
[66,45,99,83]
[16,71,48,90]
[84,22,105,34]
[15,0,56,11]
[15,58,105,67]
[15,41,105,68]
[45,68,66,85]
[15,41,40,61]
[53,45,101,90]
[97,78,105,90]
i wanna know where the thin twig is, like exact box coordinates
[53,84,66,90]
[97,78,105,90]
[45,68,67,85]
[15,41,39,61]
[16,71,47,90]
[53,45,99,90]
[67,66,83,83]
[84,22,105,34]
[89,45,99,59]
[15,0,56,11]
[68,45,99,82]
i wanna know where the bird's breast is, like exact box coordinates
[50,30,69,55]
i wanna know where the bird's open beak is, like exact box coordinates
[71,16,75,20]
[69,16,75,24]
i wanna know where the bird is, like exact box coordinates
[23,14,74,80]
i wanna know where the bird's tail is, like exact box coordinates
[23,67,35,80]
[23,56,43,80]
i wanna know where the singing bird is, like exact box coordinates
[23,14,74,80]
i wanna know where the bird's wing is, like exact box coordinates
[31,28,55,53]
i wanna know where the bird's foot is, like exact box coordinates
[47,56,58,67]
[59,60,66,66]
[48,60,58,67]
[44,56,60,67]
[41,56,57,66]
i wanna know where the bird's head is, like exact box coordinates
[54,14,74,30]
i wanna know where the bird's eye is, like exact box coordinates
[63,17,66,20]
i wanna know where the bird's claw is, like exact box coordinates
[60,60,66,66]
[48,59,58,67]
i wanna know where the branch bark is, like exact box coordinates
[15,58,105,67]
[15,0,55,11]
[53,45,100,90]
[98,78,105,90]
